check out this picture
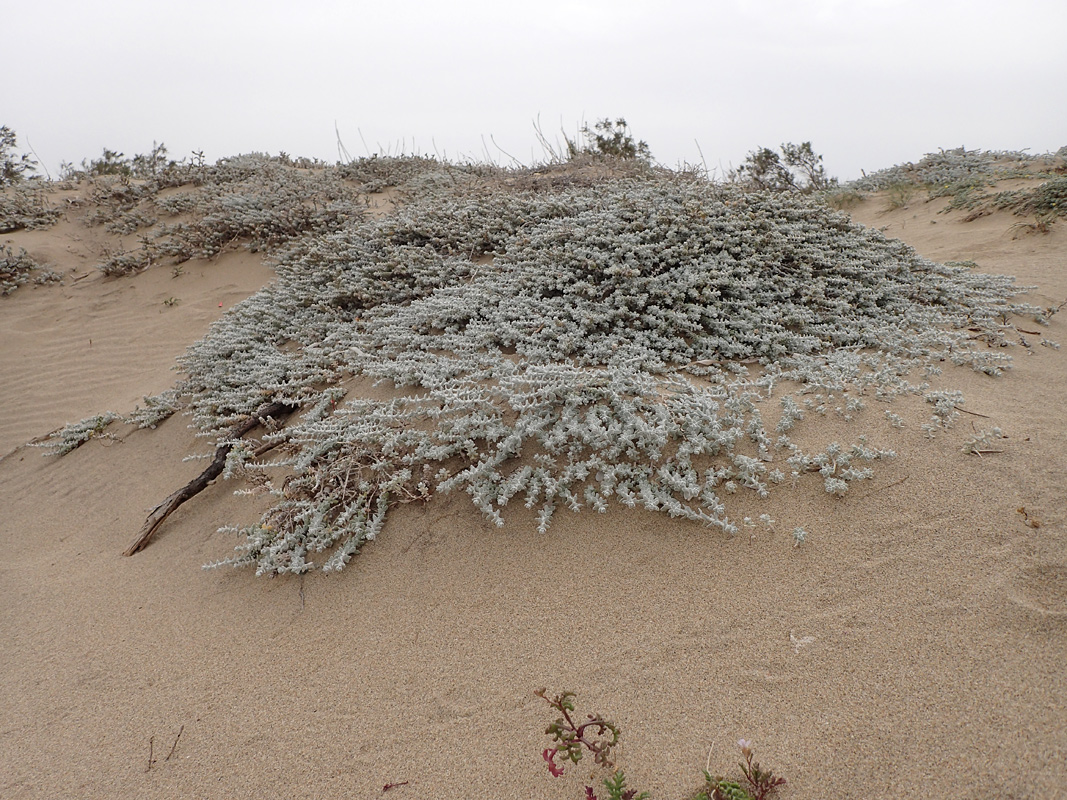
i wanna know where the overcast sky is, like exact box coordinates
[6,0,1065,181]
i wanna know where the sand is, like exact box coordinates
[0,182,1064,799]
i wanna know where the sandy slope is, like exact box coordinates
[0,183,1064,799]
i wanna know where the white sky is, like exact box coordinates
[6,0,1066,181]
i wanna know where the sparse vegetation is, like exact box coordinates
[731,142,835,193]
[940,173,1066,229]
[1009,212,1057,238]
[97,240,157,277]
[32,391,183,456]
[995,175,1067,218]
[884,181,919,210]
[0,244,61,295]
[31,412,122,456]
[850,146,1047,193]
[9,127,1065,800]
[822,187,863,210]
[338,154,441,192]
[1,125,38,186]
[0,184,60,233]
[571,118,652,161]
[537,689,786,800]
[59,141,183,183]
[1,126,59,234]
[848,146,1066,224]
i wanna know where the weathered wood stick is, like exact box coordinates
[123,401,294,557]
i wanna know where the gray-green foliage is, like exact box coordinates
[992,176,1067,218]
[338,154,444,192]
[60,141,190,183]
[98,240,157,277]
[155,159,1043,574]
[85,176,155,231]
[33,391,183,455]
[1,245,61,295]
[33,412,122,456]
[850,146,1059,194]
[124,389,182,429]
[0,183,60,234]
[940,174,1067,224]
[152,153,365,261]
[51,149,365,275]
[962,427,1006,455]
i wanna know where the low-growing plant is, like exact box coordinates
[337,153,441,192]
[97,239,157,276]
[1,244,61,295]
[34,392,183,456]
[0,183,61,233]
[884,181,919,210]
[822,187,863,210]
[43,148,1048,574]
[537,688,622,776]
[995,176,1067,217]
[785,439,894,497]
[850,146,1041,193]
[153,153,366,260]
[934,173,1067,225]
[938,178,992,212]
[848,146,1067,225]
[537,689,786,800]
[31,412,122,456]
[962,426,1006,456]
[689,742,787,800]
[1010,212,1056,238]
[124,390,182,429]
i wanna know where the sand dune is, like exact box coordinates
[1,175,1064,799]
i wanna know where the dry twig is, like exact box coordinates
[123,401,295,556]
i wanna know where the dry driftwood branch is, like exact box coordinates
[165,725,184,761]
[123,401,295,557]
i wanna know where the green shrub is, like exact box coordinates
[571,118,652,161]
[0,126,38,186]
[731,141,835,193]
